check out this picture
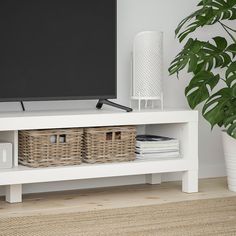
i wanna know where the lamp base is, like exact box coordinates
[131,94,164,111]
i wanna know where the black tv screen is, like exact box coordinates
[0,0,116,102]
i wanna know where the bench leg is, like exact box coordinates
[5,184,22,203]
[182,170,198,193]
[146,173,162,185]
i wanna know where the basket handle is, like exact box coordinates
[106,132,113,141]
[58,134,66,143]
[105,131,121,141]
[115,131,121,140]
[49,134,66,144]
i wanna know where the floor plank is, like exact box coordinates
[0,177,235,218]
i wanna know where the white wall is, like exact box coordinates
[0,0,226,195]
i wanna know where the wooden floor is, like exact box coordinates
[0,177,236,218]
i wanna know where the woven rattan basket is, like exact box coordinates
[83,126,136,164]
[18,128,83,168]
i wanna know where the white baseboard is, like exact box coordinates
[199,163,226,179]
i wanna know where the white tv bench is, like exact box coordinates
[0,109,198,203]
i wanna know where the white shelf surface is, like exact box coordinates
[0,109,198,131]
[0,157,188,186]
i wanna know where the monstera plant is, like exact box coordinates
[169,0,236,139]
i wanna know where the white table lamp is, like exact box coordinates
[131,31,164,110]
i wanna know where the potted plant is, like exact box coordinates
[169,0,236,191]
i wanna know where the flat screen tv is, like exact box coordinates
[0,0,132,111]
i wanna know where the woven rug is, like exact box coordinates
[1,197,236,236]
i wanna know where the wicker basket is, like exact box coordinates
[83,126,136,164]
[18,128,83,168]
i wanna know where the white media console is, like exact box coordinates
[0,109,198,203]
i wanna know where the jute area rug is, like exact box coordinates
[0,197,236,236]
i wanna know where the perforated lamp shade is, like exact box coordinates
[132,31,163,101]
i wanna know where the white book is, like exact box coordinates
[136,140,179,148]
[135,148,179,154]
[136,151,180,159]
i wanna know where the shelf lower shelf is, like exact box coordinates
[0,157,190,186]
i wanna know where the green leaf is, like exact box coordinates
[185,71,220,109]
[175,0,236,41]
[226,43,236,57]
[175,8,205,36]
[227,44,236,52]
[169,38,232,76]
[224,115,236,127]
[213,36,227,51]
[226,74,236,87]
[191,40,203,53]
[228,123,236,138]
[223,114,236,138]
[214,55,224,67]
[202,88,232,128]
[221,52,232,67]
[188,54,198,72]
[226,61,236,78]
[231,8,236,19]
[231,83,236,97]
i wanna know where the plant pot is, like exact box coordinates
[222,131,236,192]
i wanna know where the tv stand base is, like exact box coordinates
[20,101,25,111]
[96,99,132,112]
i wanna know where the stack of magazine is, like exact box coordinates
[136,135,180,160]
